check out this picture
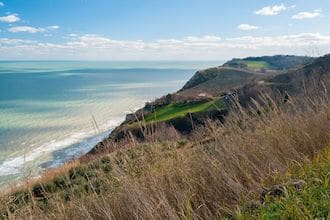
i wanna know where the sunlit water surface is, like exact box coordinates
[0,60,223,186]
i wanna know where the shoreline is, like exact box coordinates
[0,111,136,188]
[0,67,193,188]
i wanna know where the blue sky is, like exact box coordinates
[0,0,329,60]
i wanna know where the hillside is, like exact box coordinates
[177,67,260,98]
[0,85,329,219]
[180,67,257,91]
[236,54,330,106]
[90,55,320,150]
[0,54,329,219]
[176,55,313,100]
[224,55,314,72]
[270,54,330,94]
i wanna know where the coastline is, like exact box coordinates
[0,61,203,188]
[0,106,144,188]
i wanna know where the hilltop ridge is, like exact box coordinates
[224,55,314,71]
[176,55,314,99]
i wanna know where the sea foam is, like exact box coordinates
[0,116,124,178]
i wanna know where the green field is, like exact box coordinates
[242,60,270,70]
[144,98,225,122]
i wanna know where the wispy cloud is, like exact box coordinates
[184,35,221,42]
[47,25,60,30]
[1,33,329,60]
[0,2,4,7]
[0,38,36,45]
[255,4,295,16]
[292,9,322,19]
[8,25,60,33]
[0,14,20,23]
[238,24,259,31]
[8,26,46,33]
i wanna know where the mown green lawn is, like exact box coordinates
[144,98,225,123]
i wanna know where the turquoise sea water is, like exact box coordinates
[0,61,223,186]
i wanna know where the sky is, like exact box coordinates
[0,0,330,60]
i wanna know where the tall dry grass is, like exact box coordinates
[0,93,329,219]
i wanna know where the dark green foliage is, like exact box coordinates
[101,156,112,173]
[32,183,44,198]
[37,198,50,211]
[69,165,95,181]
[43,181,57,194]
[53,175,68,189]
[32,182,57,198]
[12,190,31,205]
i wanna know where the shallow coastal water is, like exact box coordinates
[0,60,222,186]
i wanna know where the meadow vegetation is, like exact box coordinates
[238,146,330,219]
[143,98,225,122]
[0,91,329,219]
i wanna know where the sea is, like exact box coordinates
[0,60,223,187]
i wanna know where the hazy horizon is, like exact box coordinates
[0,0,329,60]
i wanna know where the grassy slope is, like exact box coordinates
[177,55,315,100]
[0,95,329,219]
[144,98,225,122]
[239,146,330,219]
[178,67,258,98]
[224,55,314,71]
[270,54,330,94]
[181,67,257,91]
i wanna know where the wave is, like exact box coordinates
[0,116,124,178]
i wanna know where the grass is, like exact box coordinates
[179,68,258,98]
[242,60,270,70]
[238,146,330,219]
[144,98,225,122]
[0,94,329,219]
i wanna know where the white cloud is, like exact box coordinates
[292,9,321,19]
[0,14,20,23]
[8,26,46,33]
[0,38,35,45]
[184,35,221,42]
[0,33,330,60]
[47,25,60,30]
[226,33,330,49]
[0,2,4,6]
[8,25,60,33]
[238,24,259,31]
[255,4,294,16]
